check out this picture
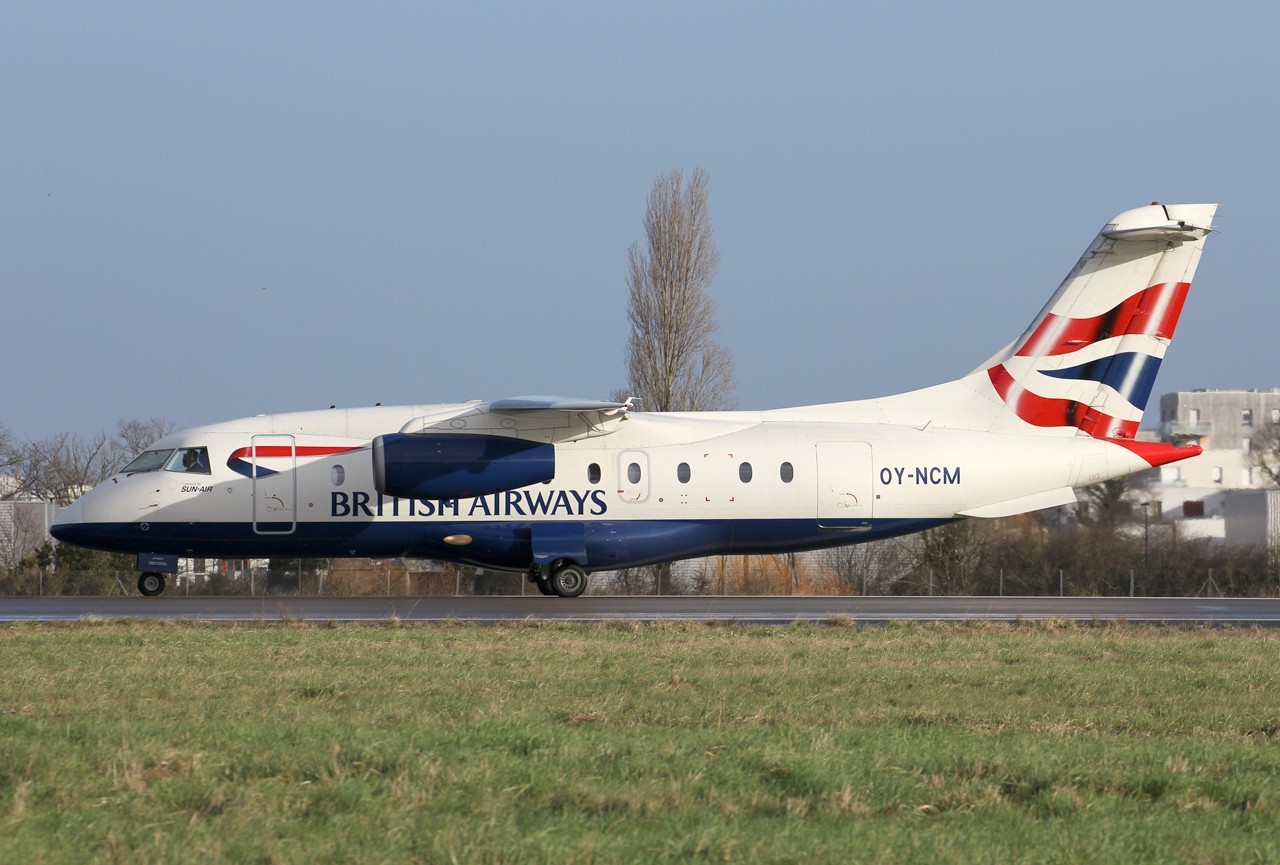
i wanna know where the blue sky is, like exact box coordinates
[3,2,1277,439]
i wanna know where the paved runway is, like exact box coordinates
[2,595,1279,625]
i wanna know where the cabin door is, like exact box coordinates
[251,434,297,535]
[815,441,874,530]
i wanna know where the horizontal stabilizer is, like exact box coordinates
[957,486,1078,519]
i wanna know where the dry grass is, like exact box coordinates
[1,621,1278,863]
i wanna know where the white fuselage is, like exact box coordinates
[49,202,1218,594]
[52,401,1145,573]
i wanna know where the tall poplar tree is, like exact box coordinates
[624,167,735,413]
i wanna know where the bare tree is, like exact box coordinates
[620,169,736,594]
[1247,423,1280,486]
[3,418,177,507]
[0,425,17,499]
[623,167,735,412]
[9,432,117,506]
[818,539,914,595]
[1077,479,1132,527]
[116,417,177,457]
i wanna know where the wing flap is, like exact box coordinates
[399,395,629,442]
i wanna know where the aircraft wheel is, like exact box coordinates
[137,572,166,597]
[549,562,588,598]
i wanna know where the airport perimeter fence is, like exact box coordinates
[7,550,1280,599]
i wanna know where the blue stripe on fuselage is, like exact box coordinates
[49,517,951,572]
[227,458,279,479]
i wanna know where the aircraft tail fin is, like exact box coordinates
[972,202,1217,438]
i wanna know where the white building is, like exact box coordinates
[1138,390,1280,521]
[1223,490,1280,551]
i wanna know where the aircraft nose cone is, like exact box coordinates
[49,501,82,544]
[48,500,133,552]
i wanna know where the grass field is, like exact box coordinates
[2,620,1278,864]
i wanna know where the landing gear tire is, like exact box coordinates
[138,572,166,597]
[549,562,588,598]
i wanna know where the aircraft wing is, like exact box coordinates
[398,395,630,442]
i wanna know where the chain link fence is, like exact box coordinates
[10,540,1277,598]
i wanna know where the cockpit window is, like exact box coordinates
[165,447,211,475]
[122,449,175,474]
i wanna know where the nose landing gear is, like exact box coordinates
[137,572,166,597]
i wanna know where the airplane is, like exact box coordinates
[51,202,1217,597]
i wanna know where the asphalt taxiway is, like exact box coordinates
[2,595,1279,625]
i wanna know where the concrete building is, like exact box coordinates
[1223,490,1280,551]
[1139,390,1280,517]
[1156,389,1280,489]
[1126,391,1280,548]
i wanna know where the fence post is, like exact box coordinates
[1129,568,1134,598]
[999,569,1003,597]
[1059,569,1064,597]
[928,570,933,596]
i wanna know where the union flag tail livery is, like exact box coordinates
[52,203,1218,596]
[980,202,1215,440]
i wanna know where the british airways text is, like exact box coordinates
[332,489,609,518]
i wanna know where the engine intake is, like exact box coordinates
[372,433,555,500]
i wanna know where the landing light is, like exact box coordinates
[443,534,473,546]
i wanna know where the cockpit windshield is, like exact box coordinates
[121,446,211,475]
[166,447,211,474]
[122,449,174,474]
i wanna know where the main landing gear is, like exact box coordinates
[137,572,166,597]
[528,560,589,598]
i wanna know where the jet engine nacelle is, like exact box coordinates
[372,433,555,500]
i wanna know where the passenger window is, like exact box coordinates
[739,462,752,483]
[780,462,794,483]
[588,463,601,484]
[165,447,211,475]
[677,462,691,483]
[627,462,642,484]
[331,465,346,486]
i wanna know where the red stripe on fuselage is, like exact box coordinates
[227,445,362,460]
